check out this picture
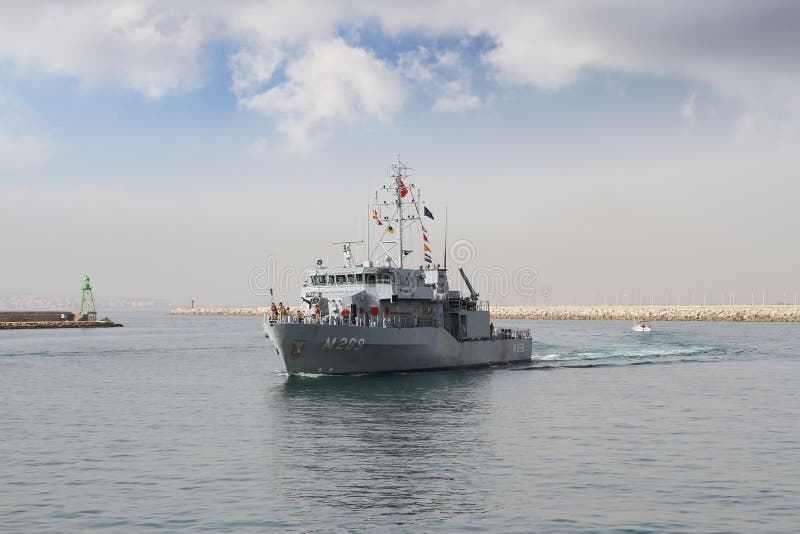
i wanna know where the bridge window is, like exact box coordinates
[366,274,376,284]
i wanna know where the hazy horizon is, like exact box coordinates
[2,1,799,306]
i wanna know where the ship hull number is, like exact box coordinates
[323,337,366,351]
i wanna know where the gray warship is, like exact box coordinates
[264,159,532,374]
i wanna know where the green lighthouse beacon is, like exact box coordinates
[79,275,97,321]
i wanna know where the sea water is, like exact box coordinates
[1,313,799,532]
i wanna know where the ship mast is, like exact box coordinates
[393,157,405,268]
[369,157,422,268]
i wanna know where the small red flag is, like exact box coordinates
[399,179,409,198]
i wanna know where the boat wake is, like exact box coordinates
[522,344,721,370]
[273,369,326,378]
[536,345,716,361]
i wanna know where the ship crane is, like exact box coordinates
[458,267,479,301]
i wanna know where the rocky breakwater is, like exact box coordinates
[0,318,123,330]
[170,307,268,316]
[490,305,800,322]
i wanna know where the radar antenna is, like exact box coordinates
[332,240,364,268]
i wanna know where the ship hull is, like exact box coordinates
[265,322,532,374]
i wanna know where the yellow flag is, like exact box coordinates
[387,225,395,234]
[424,243,431,252]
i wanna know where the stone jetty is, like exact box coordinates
[170,305,800,322]
[170,307,269,316]
[0,318,123,330]
[490,305,800,322]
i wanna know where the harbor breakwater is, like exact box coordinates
[491,305,800,322]
[170,305,800,322]
[170,307,269,316]
[0,319,123,330]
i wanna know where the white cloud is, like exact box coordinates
[376,2,800,119]
[0,131,49,171]
[680,92,697,123]
[479,10,603,90]
[477,2,800,116]
[229,48,284,98]
[397,47,437,84]
[0,1,209,99]
[246,136,270,156]
[238,38,406,152]
[433,83,480,112]
[2,1,800,148]
[0,88,32,124]
[734,111,797,145]
[0,87,51,171]
[398,46,480,113]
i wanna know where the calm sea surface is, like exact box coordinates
[1,313,799,532]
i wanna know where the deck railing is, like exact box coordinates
[446,299,490,312]
[267,313,531,339]
[267,313,438,329]
[493,328,531,340]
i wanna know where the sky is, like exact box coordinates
[1,0,799,307]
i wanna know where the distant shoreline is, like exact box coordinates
[170,305,800,322]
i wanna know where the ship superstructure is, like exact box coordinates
[264,159,532,374]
